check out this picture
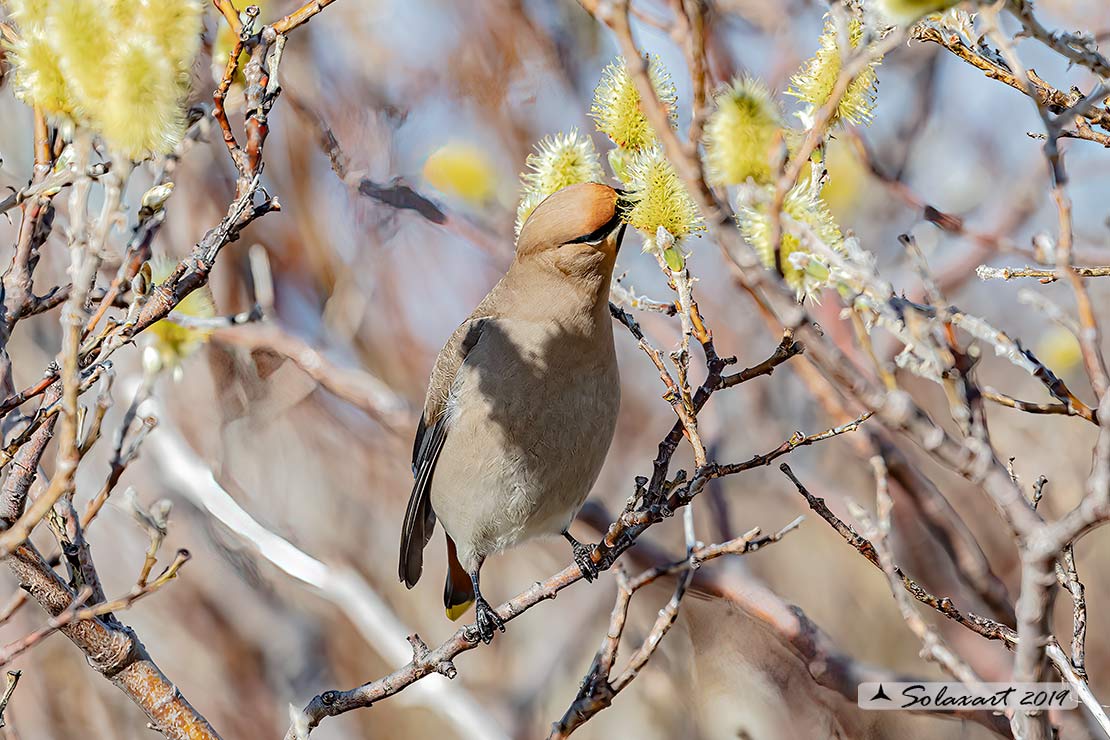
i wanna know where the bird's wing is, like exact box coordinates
[398,314,491,587]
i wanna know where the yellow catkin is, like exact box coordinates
[98,41,186,160]
[515,130,603,235]
[9,35,70,115]
[4,0,49,32]
[105,0,141,31]
[47,0,112,115]
[624,145,704,241]
[591,55,677,154]
[737,178,843,296]
[787,15,879,127]
[5,0,203,160]
[138,0,204,77]
[703,76,783,186]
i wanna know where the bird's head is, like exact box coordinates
[515,183,628,265]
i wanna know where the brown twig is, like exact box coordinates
[781,463,1018,646]
[211,0,243,35]
[1055,546,1087,680]
[0,591,28,626]
[554,516,807,739]
[0,385,60,524]
[0,550,190,670]
[976,22,1109,737]
[913,23,1110,146]
[82,111,205,337]
[563,4,1110,738]
[82,379,156,528]
[718,329,803,388]
[608,303,702,447]
[0,669,20,729]
[0,362,111,470]
[576,500,1012,737]
[270,0,340,34]
[6,544,218,740]
[0,4,340,739]
[856,457,981,684]
[982,388,1094,424]
[1007,0,1110,78]
[0,587,93,668]
[212,35,246,171]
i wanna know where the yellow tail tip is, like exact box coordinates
[445,600,474,622]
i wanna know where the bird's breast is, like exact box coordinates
[431,317,620,560]
[451,318,618,466]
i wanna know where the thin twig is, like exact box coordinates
[856,456,981,684]
[0,670,21,729]
[977,265,1110,282]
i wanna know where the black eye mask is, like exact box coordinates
[567,210,624,245]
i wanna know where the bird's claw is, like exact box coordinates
[467,597,505,644]
[571,541,599,582]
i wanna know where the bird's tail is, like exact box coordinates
[443,536,474,621]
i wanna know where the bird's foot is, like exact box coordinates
[571,541,599,582]
[466,597,505,644]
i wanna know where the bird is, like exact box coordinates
[399,182,627,643]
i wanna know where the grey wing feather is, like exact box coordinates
[398,316,490,587]
[398,414,447,587]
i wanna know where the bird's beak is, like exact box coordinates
[612,189,630,254]
[613,222,628,254]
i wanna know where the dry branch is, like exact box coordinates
[285,397,863,737]
[549,518,803,738]
[7,544,220,740]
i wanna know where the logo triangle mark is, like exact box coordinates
[870,684,892,701]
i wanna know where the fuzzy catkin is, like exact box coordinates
[5,0,203,159]
[516,130,604,235]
